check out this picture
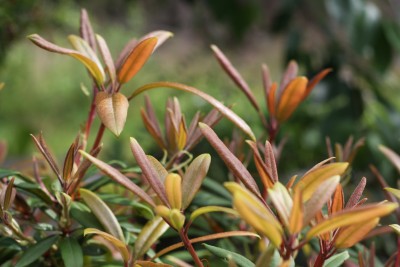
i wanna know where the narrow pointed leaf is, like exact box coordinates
[128,82,256,140]
[331,183,344,214]
[141,109,165,149]
[139,30,173,51]
[79,9,96,51]
[288,187,303,234]
[322,251,349,267]
[147,155,168,183]
[279,60,298,94]
[267,82,277,116]
[386,187,400,200]
[28,34,104,84]
[2,177,15,210]
[15,235,60,267]
[132,216,169,260]
[203,243,255,267]
[295,162,348,202]
[265,141,279,182]
[345,177,366,208]
[302,68,331,101]
[84,228,130,263]
[379,145,400,174]
[306,202,398,240]
[130,138,169,206]
[164,174,182,210]
[267,182,292,226]
[63,142,76,184]
[189,206,238,223]
[80,188,125,242]
[247,141,274,190]
[200,124,260,196]
[334,218,379,249]
[262,64,272,109]
[211,45,260,111]
[303,176,340,225]
[95,92,129,136]
[96,34,116,85]
[182,154,211,209]
[276,77,308,122]
[59,236,83,267]
[79,150,155,207]
[117,37,158,84]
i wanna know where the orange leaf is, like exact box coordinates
[334,218,379,249]
[117,37,158,84]
[302,68,331,101]
[331,183,344,214]
[95,92,129,136]
[276,77,308,122]
[288,187,303,234]
[267,82,277,116]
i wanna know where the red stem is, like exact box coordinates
[179,229,204,267]
[90,124,105,154]
[84,87,98,142]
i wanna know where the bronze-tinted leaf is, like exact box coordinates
[117,37,158,84]
[1,177,15,210]
[379,145,400,174]
[334,218,379,249]
[95,92,129,136]
[181,154,211,209]
[139,30,173,51]
[79,150,155,207]
[211,45,260,111]
[80,188,125,242]
[279,60,298,94]
[261,64,272,108]
[288,186,303,234]
[247,141,274,190]
[147,155,168,183]
[276,77,308,122]
[63,142,77,185]
[345,177,366,209]
[200,123,260,197]
[128,81,256,140]
[302,68,331,101]
[79,9,96,51]
[130,138,169,206]
[96,34,116,86]
[331,183,344,214]
[267,82,277,116]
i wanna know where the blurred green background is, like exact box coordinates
[1,0,400,188]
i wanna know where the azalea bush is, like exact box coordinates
[0,9,399,267]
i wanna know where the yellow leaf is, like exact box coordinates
[295,162,348,202]
[267,182,292,227]
[276,77,308,122]
[95,92,129,136]
[164,173,182,210]
[190,206,239,223]
[117,37,158,84]
[389,224,400,235]
[385,187,400,200]
[84,228,130,263]
[306,202,398,240]
[334,218,379,248]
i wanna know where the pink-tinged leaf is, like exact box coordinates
[30,133,63,185]
[79,9,96,51]
[265,141,279,182]
[141,109,166,149]
[295,162,348,202]
[379,145,400,174]
[306,202,398,240]
[84,228,130,263]
[80,188,125,242]
[132,216,169,261]
[247,141,275,190]
[95,92,129,136]
[28,34,105,84]
[303,176,340,225]
[345,177,366,209]
[302,68,331,101]
[199,123,260,197]
[276,76,308,122]
[211,45,260,111]
[288,186,303,234]
[262,64,272,107]
[331,183,344,214]
[147,156,168,183]
[279,60,298,95]
[182,154,211,209]
[129,82,255,140]
[96,34,116,86]
[116,38,137,69]
[139,30,173,51]
[117,37,158,84]
[267,82,278,117]
[79,150,155,207]
[130,138,169,207]
[334,218,379,249]
[152,231,259,260]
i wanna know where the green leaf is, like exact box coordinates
[190,206,238,223]
[80,188,125,243]
[255,246,280,267]
[70,202,104,230]
[60,237,83,267]
[203,243,255,267]
[132,216,169,261]
[323,251,349,267]
[15,235,59,267]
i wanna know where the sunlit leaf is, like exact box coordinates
[385,187,400,200]
[211,45,260,112]
[189,206,238,223]
[128,82,256,140]
[80,188,125,242]
[164,174,182,210]
[201,124,260,196]
[295,162,348,202]
[79,150,155,207]
[96,34,116,86]
[267,182,292,227]
[117,37,158,84]
[276,77,308,122]
[203,243,255,267]
[306,202,398,240]
[130,138,169,206]
[84,228,130,263]
[334,218,379,249]
[389,224,400,235]
[132,216,169,261]
[331,183,344,214]
[95,92,129,136]
[322,251,349,267]
[59,236,83,267]
[15,235,59,267]
[182,154,211,209]
[28,34,105,84]
[288,186,303,234]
